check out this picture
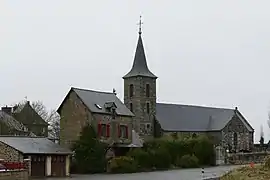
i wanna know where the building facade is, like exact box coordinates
[123,30,157,140]
[57,88,134,149]
[122,26,254,152]
[0,137,71,177]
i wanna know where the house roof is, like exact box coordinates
[58,87,134,117]
[0,111,33,134]
[0,137,72,155]
[123,33,157,79]
[13,101,48,126]
[156,103,253,132]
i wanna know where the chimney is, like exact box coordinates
[235,107,238,111]
[1,106,12,115]
[113,88,117,95]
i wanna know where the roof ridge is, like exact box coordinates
[72,87,114,94]
[157,102,234,110]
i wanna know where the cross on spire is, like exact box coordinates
[137,16,143,35]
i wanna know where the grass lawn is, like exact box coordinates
[221,164,270,180]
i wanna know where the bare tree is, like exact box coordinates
[15,100,60,139]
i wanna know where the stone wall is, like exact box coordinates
[123,76,156,139]
[0,170,28,180]
[222,115,253,152]
[228,152,269,165]
[59,90,133,148]
[93,114,132,145]
[0,142,23,162]
[59,90,93,148]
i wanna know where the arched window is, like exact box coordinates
[129,84,134,97]
[146,84,150,97]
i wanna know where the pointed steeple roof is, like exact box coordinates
[123,33,157,79]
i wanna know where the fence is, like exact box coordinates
[2,162,27,170]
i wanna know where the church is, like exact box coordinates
[58,19,254,153]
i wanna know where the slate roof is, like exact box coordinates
[0,110,33,134]
[123,33,157,79]
[0,137,72,155]
[156,103,253,132]
[13,101,48,125]
[58,87,134,117]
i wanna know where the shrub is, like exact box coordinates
[127,148,152,170]
[176,154,199,168]
[72,124,107,173]
[193,136,215,165]
[108,156,138,173]
[151,147,171,170]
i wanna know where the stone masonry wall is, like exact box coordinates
[124,76,156,139]
[0,142,23,162]
[59,90,133,148]
[222,115,253,152]
[93,114,132,145]
[59,91,93,148]
[0,170,28,180]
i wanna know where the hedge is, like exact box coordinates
[109,135,215,173]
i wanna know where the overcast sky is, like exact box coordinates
[1,1,270,142]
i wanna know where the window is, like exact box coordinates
[146,84,150,97]
[95,104,102,109]
[129,84,134,97]
[233,132,238,150]
[119,125,128,138]
[146,103,150,114]
[100,124,106,137]
[130,103,133,112]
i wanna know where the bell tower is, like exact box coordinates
[123,16,157,138]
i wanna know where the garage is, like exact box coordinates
[0,137,72,177]
[30,155,46,177]
[51,155,66,177]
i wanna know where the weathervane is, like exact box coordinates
[137,15,143,34]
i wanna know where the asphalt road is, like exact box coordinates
[40,165,239,180]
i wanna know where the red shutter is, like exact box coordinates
[106,124,110,137]
[126,126,128,138]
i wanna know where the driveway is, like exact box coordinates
[40,165,239,180]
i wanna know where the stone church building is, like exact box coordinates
[58,24,254,153]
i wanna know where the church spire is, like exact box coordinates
[123,16,157,79]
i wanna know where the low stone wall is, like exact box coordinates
[228,152,269,165]
[0,170,28,180]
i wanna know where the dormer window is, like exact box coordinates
[129,84,134,97]
[104,102,117,118]
[95,104,102,110]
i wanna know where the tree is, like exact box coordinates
[72,124,107,173]
[15,100,60,139]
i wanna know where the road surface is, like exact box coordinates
[40,165,240,180]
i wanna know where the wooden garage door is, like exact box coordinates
[51,155,66,177]
[31,155,46,177]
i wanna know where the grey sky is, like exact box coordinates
[1,1,270,142]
